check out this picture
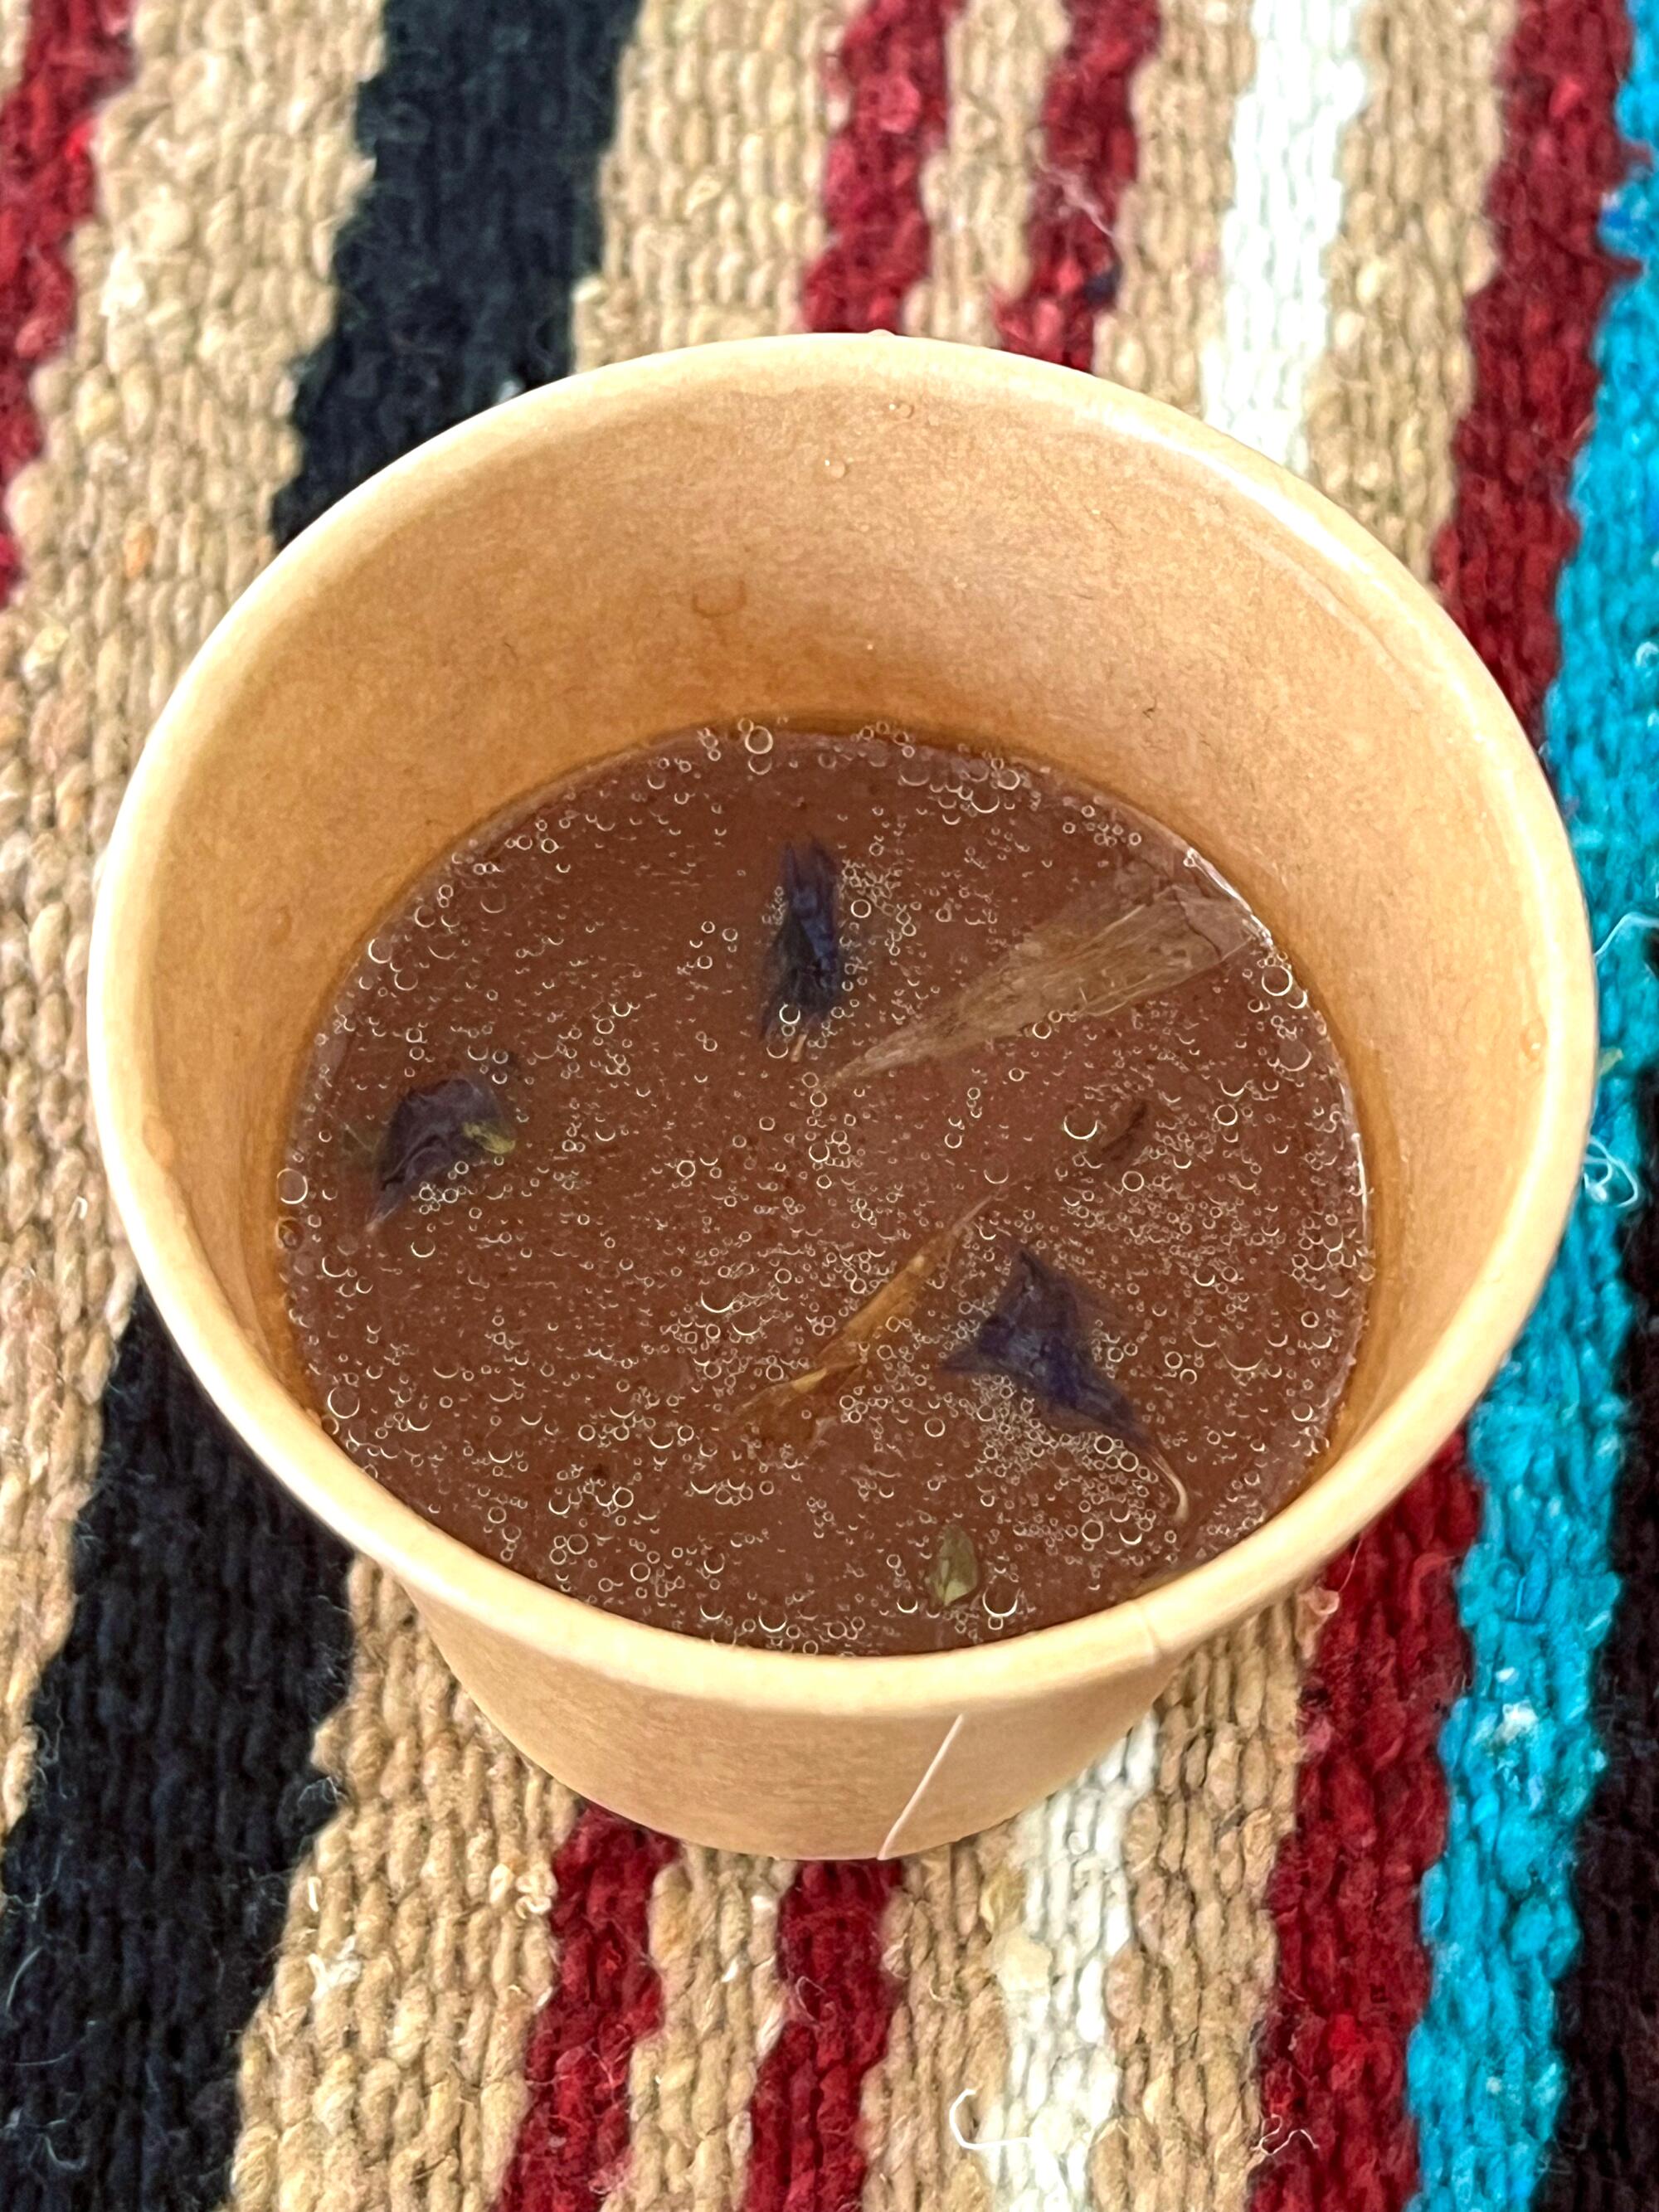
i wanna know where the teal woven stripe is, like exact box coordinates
[1405,17,1659,2210]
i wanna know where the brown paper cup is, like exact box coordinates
[88,337,1593,1859]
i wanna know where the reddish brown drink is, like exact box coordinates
[279,723,1370,1655]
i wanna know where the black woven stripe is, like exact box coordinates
[1539,1045,1659,2212]
[275,0,640,545]
[0,2,641,2203]
[0,1300,349,2205]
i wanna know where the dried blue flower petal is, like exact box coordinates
[371,1075,515,1223]
[946,1245,1169,1474]
[761,839,844,1037]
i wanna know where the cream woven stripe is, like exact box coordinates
[0,0,70,1846]
[1301,0,1513,576]
[226,1568,579,2212]
[1095,0,1255,411]
[0,0,26,96]
[606,1848,794,2212]
[0,0,377,1865]
[859,1826,1014,2212]
[572,0,858,366]
[904,0,1068,345]
[1092,1596,1322,2212]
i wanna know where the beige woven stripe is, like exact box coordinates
[0,0,378,1859]
[0,0,28,102]
[1090,1595,1325,2212]
[859,1828,1014,2212]
[1096,0,1254,413]
[1301,0,1512,576]
[226,1568,580,2212]
[904,0,1069,344]
[607,1847,794,2212]
[572,0,858,367]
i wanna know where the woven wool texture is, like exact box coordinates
[903,0,1068,347]
[573,0,852,364]
[0,1,1655,2210]
[1094,0,1253,411]
[0,10,379,2187]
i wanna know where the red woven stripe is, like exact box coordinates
[496,1807,679,2212]
[1432,0,1630,737]
[995,0,1160,366]
[1251,1445,1480,2212]
[801,0,962,333]
[741,1860,902,2212]
[0,0,137,607]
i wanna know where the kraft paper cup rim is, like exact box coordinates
[89,335,1594,1720]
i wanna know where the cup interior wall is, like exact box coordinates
[129,354,1563,1554]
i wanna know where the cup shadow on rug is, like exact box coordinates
[88,336,1592,1858]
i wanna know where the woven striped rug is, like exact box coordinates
[0,1,1653,2207]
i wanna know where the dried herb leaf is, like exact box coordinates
[733,1199,985,1431]
[338,1121,378,1168]
[834,883,1254,1085]
[371,1075,516,1224]
[946,1246,1185,1518]
[761,839,844,1037]
[927,1524,980,1610]
[1078,1099,1151,1176]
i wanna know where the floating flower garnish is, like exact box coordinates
[371,1075,516,1224]
[946,1245,1186,1519]
[761,839,844,1038]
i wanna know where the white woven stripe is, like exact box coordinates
[978,1718,1160,2211]
[1201,0,1368,466]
